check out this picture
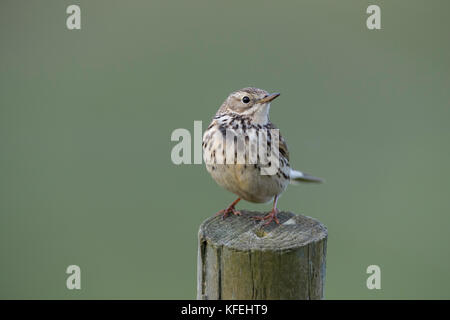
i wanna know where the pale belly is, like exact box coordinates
[206,163,288,203]
[203,121,289,203]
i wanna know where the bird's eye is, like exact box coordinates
[242,96,250,103]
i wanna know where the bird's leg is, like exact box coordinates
[253,195,280,225]
[215,197,242,219]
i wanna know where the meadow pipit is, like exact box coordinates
[202,87,322,225]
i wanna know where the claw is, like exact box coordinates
[215,206,241,219]
[252,209,280,225]
[214,198,241,220]
[252,195,280,226]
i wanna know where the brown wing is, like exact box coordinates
[279,134,290,162]
[266,122,290,162]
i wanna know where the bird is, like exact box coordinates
[202,87,323,225]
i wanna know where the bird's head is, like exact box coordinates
[217,87,280,124]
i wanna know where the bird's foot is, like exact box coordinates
[215,205,241,220]
[253,209,280,225]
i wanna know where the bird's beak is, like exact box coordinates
[257,92,280,104]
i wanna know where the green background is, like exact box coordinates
[1,0,449,299]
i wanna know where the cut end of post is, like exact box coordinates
[197,210,328,300]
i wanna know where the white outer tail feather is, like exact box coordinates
[289,169,324,184]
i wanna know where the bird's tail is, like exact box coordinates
[289,169,324,184]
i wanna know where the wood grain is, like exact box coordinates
[197,210,328,300]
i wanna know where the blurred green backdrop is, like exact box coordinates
[1,0,449,299]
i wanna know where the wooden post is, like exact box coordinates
[197,210,328,300]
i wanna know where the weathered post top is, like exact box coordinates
[197,210,328,300]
